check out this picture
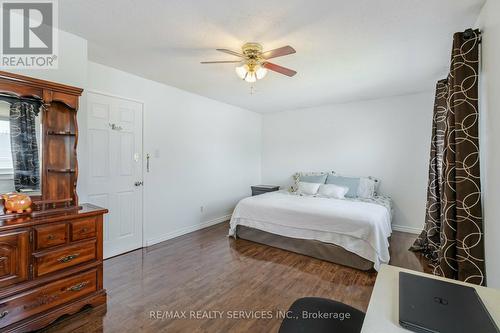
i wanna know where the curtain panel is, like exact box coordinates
[411,29,485,285]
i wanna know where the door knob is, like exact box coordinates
[134,181,143,187]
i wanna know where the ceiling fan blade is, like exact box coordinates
[216,48,245,58]
[261,45,296,59]
[200,60,241,64]
[263,62,297,77]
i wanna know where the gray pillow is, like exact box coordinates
[326,175,360,198]
[299,174,327,184]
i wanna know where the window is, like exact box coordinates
[0,119,13,175]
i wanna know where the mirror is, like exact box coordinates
[0,100,42,196]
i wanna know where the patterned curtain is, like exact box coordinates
[411,29,485,285]
[9,101,41,192]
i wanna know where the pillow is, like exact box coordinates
[298,173,327,184]
[317,184,349,199]
[326,175,360,198]
[297,182,321,195]
[370,176,381,195]
[357,177,377,198]
[292,172,330,192]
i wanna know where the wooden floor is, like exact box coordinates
[39,222,429,333]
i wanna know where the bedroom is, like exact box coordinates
[0,0,498,332]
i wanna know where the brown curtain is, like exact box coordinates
[411,29,485,286]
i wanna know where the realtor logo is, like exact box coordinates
[0,0,58,68]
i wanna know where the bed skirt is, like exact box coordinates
[235,225,375,271]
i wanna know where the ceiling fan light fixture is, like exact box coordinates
[255,65,268,80]
[244,72,257,83]
[204,42,296,82]
[235,64,247,79]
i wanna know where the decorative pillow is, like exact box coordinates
[317,184,349,199]
[292,172,331,192]
[301,174,327,183]
[297,182,321,195]
[357,178,376,198]
[370,176,381,195]
[325,175,360,198]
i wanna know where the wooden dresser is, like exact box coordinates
[0,205,107,332]
[0,71,108,332]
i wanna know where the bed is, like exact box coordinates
[228,190,393,271]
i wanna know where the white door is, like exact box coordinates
[87,92,143,258]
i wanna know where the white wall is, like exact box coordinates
[261,92,434,232]
[476,0,500,289]
[87,62,262,246]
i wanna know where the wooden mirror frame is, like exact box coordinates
[0,71,83,217]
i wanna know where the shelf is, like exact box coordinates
[48,131,76,136]
[32,198,73,205]
[47,168,76,173]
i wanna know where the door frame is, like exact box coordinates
[86,89,145,251]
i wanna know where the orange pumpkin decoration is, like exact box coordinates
[2,193,32,214]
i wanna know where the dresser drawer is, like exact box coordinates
[33,240,96,277]
[0,230,29,288]
[35,223,67,250]
[0,269,97,329]
[70,217,97,241]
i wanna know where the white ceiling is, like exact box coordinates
[59,0,485,113]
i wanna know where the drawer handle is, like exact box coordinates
[47,234,55,240]
[66,281,89,292]
[0,310,8,319]
[57,253,80,263]
[82,227,88,233]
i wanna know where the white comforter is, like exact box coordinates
[229,191,392,270]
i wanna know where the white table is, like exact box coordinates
[361,264,500,332]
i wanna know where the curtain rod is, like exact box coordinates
[463,28,482,42]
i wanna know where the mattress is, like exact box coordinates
[229,191,392,271]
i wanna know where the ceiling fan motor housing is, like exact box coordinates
[242,42,263,60]
[201,43,297,79]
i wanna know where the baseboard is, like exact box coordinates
[145,214,232,247]
[392,224,422,234]
[145,217,421,245]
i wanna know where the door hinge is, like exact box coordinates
[29,264,33,278]
[29,230,33,243]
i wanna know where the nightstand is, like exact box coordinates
[251,185,280,196]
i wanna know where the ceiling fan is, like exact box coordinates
[201,42,297,83]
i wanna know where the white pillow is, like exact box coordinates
[357,177,377,198]
[318,184,349,199]
[297,182,321,195]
